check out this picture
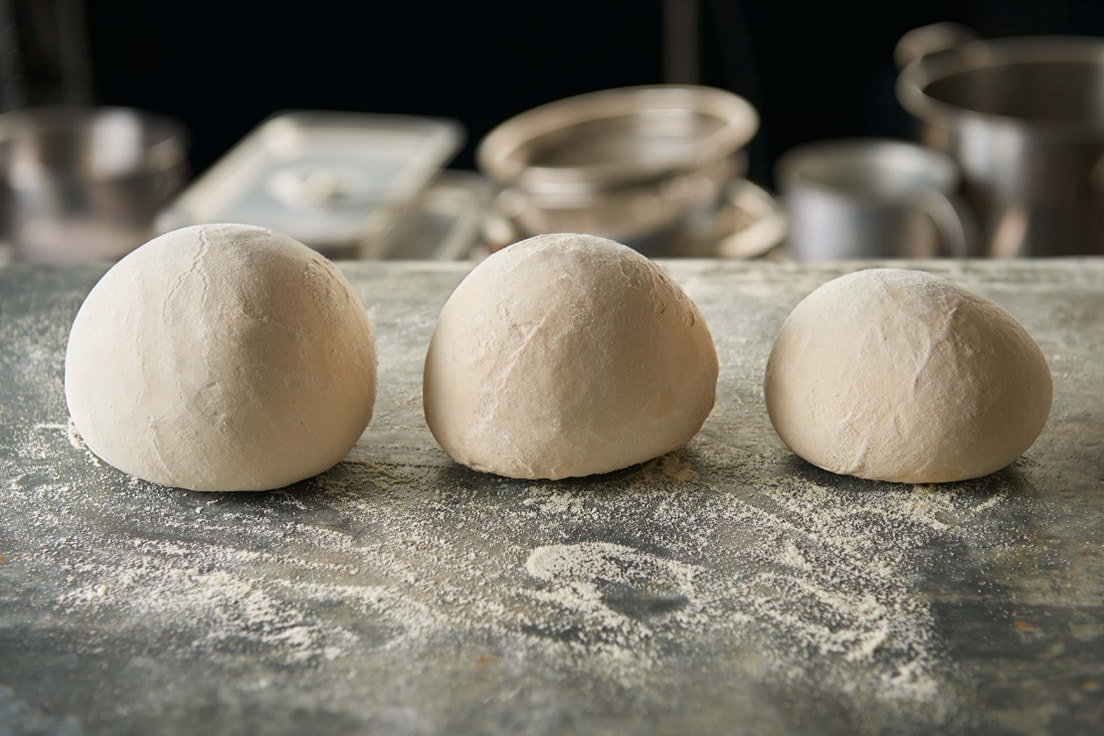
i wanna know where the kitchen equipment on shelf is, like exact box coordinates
[475,84,777,257]
[0,105,188,264]
[375,169,496,260]
[774,137,974,261]
[896,23,1104,257]
[155,110,464,259]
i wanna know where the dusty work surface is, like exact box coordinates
[1,257,1102,736]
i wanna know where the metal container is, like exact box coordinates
[896,24,1104,257]
[0,105,188,264]
[482,176,788,259]
[775,138,973,261]
[156,110,464,258]
[475,84,762,257]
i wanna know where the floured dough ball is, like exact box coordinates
[423,232,718,480]
[64,223,377,491]
[764,268,1052,483]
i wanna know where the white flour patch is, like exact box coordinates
[508,473,969,705]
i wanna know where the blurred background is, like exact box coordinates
[65,0,1104,187]
[4,0,1104,263]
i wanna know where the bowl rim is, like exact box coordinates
[0,104,189,180]
[475,84,759,196]
[896,35,1104,138]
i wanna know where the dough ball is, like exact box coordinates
[423,232,718,480]
[64,223,377,491]
[764,268,1052,483]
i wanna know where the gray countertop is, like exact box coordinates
[1,257,1102,736]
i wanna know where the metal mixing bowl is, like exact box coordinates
[0,105,188,264]
[475,84,760,256]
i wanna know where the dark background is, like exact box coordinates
[12,0,1104,191]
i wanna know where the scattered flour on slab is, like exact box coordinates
[0,275,1042,731]
[5,422,1020,721]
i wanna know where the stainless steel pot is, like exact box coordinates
[475,84,765,257]
[896,24,1104,257]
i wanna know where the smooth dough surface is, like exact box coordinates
[764,267,1052,483]
[64,223,377,491]
[423,232,719,480]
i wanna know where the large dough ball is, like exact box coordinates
[64,223,377,491]
[764,268,1052,483]
[423,232,718,480]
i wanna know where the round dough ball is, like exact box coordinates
[764,268,1052,483]
[423,232,718,480]
[64,223,377,491]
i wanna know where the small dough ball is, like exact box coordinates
[423,232,718,480]
[764,268,1052,483]
[64,223,377,491]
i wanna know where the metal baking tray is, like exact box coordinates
[155,110,465,257]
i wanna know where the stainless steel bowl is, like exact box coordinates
[475,84,760,256]
[0,105,188,264]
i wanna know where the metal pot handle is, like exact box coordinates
[919,188,977,258]
[893,22,980,70]
[715,179,789,258]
